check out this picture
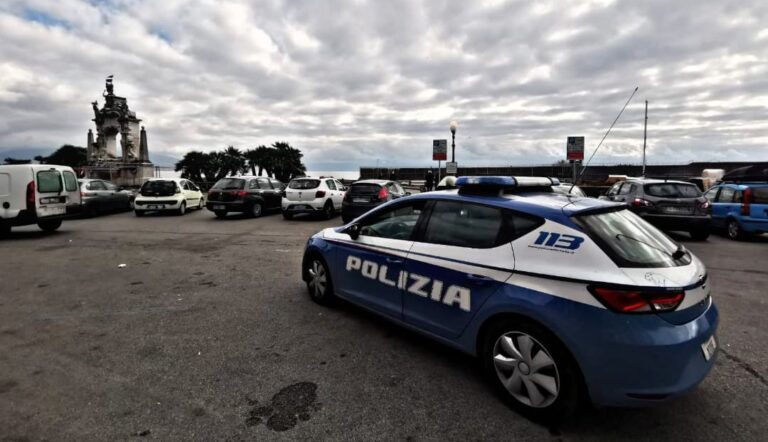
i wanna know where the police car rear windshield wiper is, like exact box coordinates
[615,233,683,260]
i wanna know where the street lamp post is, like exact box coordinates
[449,120,458,163]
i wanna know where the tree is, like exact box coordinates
[244,145,276,177]
[270,142,306,182]
[175,150,209,182]
[3,157,31,165]
[38,145,88,167]
[221,146,247,177]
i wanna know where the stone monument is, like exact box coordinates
[86,76,154,186]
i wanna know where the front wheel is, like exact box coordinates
[482,318,581,424]
[304,255,336,306]
[0,220,11,238]
[176,201,186,216]
[38,219,62,232]
[690,228,710,241]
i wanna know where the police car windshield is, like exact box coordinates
[576,209,691,268]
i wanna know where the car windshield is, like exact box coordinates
[140,180,177,196]
[212,178,245,190]
[644,183,701,198]
[576,209,690,268]
[289,179,320,189]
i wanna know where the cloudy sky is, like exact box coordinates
[1,0,767,170]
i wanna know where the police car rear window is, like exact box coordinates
[576,209,691,268]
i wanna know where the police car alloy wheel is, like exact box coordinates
[482,319,580,423]
[305,256,335,305]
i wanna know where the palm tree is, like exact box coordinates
[245,145,277,177]
[175,151,209,182]
[270,142,307,183]
[221,146,247,176]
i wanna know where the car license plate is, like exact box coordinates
[40,206,65,216]
[148,205,161,209]
[213,205,225,210]
[663,206,692,214]
[701,335,717,361]
[353,197,368,203]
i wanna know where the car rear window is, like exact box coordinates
[644,183,701,198]
[349,184,381,194]
[751,187,768,204]
[141,180,178,196]
[212,178,245,190]
[63,171,78,192]
[37,170,62,193]
[575,209,691,268]
[288,179,320,189]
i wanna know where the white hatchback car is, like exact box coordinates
[134,178,204,216]
[282,177,346,220]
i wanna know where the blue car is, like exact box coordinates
[301,177,718,422]
[704,182,768,240]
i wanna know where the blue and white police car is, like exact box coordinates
[301,176,718,422]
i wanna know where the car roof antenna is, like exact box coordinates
[570,86,639,194]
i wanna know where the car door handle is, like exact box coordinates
[385,257,403,264]
[467,274,493,284]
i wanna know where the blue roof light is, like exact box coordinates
[455,176,517,187]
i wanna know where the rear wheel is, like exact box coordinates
[249,202,263,218]
[198,198,205,210]
[727,219,744,240]
[304,255,336,305]
[322,201,334,220]
[134,210,145,217]
[0,220,10,238]
[176,201,186,216]
[282,211,293,220]
[38,219,62,232]
[690,228,710,241]
[481,318,581,424]
[214,210,227,219]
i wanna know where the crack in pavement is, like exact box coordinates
[720,348,768,388]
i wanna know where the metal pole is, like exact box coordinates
[438,160,441,184]
[451,132,455,163]
[571,160,576,184]
[642,100,648,177]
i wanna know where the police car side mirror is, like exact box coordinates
[345,223,361,240]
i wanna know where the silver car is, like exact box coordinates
[78,179,135,216]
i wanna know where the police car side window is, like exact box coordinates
[423,201,504,248]
[359,202,425,240]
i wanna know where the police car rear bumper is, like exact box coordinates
[570,298,719,407]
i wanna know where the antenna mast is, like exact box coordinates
[642,100,648,177]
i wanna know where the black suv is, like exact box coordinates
[206,176,285,218]
[341,180,409,223]
[602,179,710,240]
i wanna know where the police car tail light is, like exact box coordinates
[377,186,389,201]
[315,190,326,198]
[589,286,684,313]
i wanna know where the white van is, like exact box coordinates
[0,164,81,236]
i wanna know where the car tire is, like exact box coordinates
[727,219,744,240]
[481,317,581,425]
[249,202,263,218]
[135,210,145,217]
[0,220,10,238]
[38,219,62,232]
[84,203,98,218]
[177,201,186,216]
[282,211,293,220]
[198,198,205,210]
[214,211,227,219]
[690,228,710,241]
[322,201,334,220]
[304,254,336,306]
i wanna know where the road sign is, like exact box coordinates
[433,139,447,161]
[446,162,457,174]
[567,136,584,161]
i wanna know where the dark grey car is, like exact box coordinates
[341,180,409,223]
[602,178,710,240]
[78,179,134,216]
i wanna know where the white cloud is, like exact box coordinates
[0,0,767,169]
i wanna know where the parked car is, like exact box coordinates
[282,177,346,220]
[206,176,284,218]
[551,183,586,197]
[341,179,409,223]
[601,178,710,240]
[0,164,81,236]
[704,182,768,240]
[78,179,134,216]
[134,178,204,217]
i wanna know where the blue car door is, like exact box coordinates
[704,187,722,227]
[403,201,518,338]
[331,201,427,319]
[714,186,736,227]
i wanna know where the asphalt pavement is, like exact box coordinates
[0,208,766,441]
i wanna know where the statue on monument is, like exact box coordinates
[104,75,114,96]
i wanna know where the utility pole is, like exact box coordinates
[642,100,648,177]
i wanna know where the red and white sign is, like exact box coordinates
[567,136,584,161]
[433,139,447,161]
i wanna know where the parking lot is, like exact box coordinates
[1,210,767,441]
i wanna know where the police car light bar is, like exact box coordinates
[455,176,559,188]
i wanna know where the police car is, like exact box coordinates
[301,176,718,422]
